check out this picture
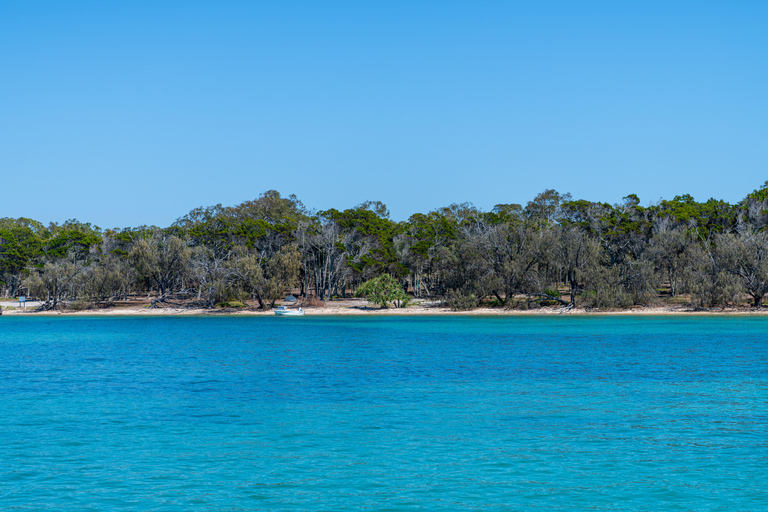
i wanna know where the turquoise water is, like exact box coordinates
[1,316,766,510]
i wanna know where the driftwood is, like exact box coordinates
[149,289,195,308]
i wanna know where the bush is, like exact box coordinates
[216,300,247,308]
[67,300,91,311]
[356,274,410,308]
[446,290,478,311]
[578,288,633,310]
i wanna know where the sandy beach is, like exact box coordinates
[2,298,767,317]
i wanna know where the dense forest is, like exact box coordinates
[2,183,768,311]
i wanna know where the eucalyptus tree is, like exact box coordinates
[401,211,459,297]
[525,189,571,227]
[739,181,768,231]
[441,224,487,301]
[229,190,307,255]
[650,194,736,238]
[0,217,45,297]
[175,190,308,258]
[173,204,233,255]
[130,232,192,306]
[550,225,601,306]
[578,257,657,309]
[561,195,652,267]
[229,249,266,308]
[715,229,768,308]
[17,219,102,309]
[303,215,347,300]
[356,200,390,219]
[262,245,301,307]
[226,245,301,309]
[647,226,698,297]
[23,256,83,310]
[464,210,541,305]
[42,219,102,262]
[191,246,233,308]
[681,239,739,308]
[324,206,406,281]
[79,254,134,305]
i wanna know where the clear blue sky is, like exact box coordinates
[2,1,767,228]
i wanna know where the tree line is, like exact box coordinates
[2,184,768,310]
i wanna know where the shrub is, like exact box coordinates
[356,274,410,308]
[446,290,478,311]
[67,300,91,311]
[216,300,247,308]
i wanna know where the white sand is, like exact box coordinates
[3,298,766,317]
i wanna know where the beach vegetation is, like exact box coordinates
[5,185,768,312]
[446,290,479,311]
[216,300,247,308]
[356,274,410,308]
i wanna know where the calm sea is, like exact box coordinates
[0,315,766,510]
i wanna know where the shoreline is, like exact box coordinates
[3,300,768,317]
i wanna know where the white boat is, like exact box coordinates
[274,306,305,316]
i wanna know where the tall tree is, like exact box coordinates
[716,230,768,308]
[130,232,192,306]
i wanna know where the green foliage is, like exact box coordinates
[325,207,407,277]
[67,300,91,311]
[406,212,458,258]
[446,290,478,311]
[174,191,308,253]
[45,220,102,260]
[0,218,45,285]
[747,181,768,202]
[263,245,302,307]
[355,274,410,308]
[483,203,524,225]
[5,182,768,313]
[649,195,736,235]
[216,300,247,308]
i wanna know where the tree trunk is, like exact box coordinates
[253,289,266,309]
[568,270,577,306]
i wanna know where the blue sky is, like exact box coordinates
[2,1,767,228]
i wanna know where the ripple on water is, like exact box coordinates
[0,315,766,510]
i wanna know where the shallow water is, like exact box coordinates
[0,315,766,510]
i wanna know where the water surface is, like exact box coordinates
[1,316,766,510]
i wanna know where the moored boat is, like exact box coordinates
[273,306,305,316]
